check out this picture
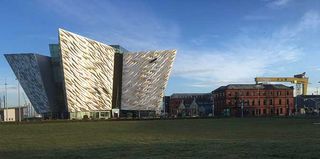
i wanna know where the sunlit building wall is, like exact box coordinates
[5,29,177,119]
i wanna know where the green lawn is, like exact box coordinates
[0,118,319,159]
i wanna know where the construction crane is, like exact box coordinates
[255,72,309,95]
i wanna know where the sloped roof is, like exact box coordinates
[171,93,212,99]
[213,84,293,92]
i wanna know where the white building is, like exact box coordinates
[0,107,25,122]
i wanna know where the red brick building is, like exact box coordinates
[213,84,294,117]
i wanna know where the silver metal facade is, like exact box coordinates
[5,29,177,116]
[121,50,176,111]
[5,54,52,113]
[59,29,116,112]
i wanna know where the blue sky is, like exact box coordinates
[0,0,320,106]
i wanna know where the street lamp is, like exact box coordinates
[16,70,21,122]
[4,78,8,122]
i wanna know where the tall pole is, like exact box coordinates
[17,70,21,122]
[241,100,244,118]
[4,78,8,121]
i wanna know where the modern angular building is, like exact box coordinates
[5,29,176,119]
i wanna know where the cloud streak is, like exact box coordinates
[39,0,180,51]
[172,11,320,88]
[36,1,320,91]
[267,0,291,8]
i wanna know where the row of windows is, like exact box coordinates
[253,108,285,115]
[172,96,211,99]
[214,90,291,97]
[216,98,290,106]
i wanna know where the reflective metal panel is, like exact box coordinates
[121,50,176,111]
[59,29,115,112]
[5,54,52,113]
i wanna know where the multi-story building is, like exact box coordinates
[213,84,294,117]
[169,93,213,117]
[5,29,177,119]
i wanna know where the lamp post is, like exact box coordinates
[4,78,8,121]
[241,100,244,118]
[17,70,21,122]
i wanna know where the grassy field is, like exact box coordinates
[0,118,320,159]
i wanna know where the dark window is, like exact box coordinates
[280,108,283,114]
[263,99,267,105]
[149,58,157,63]
[286,99,289,105]
[246,92,249,96]
[269,99,273,105]
[279,99,282,105]
[252,100,255,106]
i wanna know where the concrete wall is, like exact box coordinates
[4,109,16,122]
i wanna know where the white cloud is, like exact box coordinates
[36,1,320,91]
[299,10,320,29]
[172,11,320,88]
[173,44,299,88]
[267,0,291,8]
